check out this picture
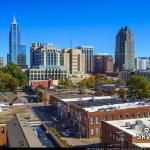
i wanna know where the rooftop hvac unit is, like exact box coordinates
[136,120,144,125]
[131,124,135,129]
[135,125,145,132]
[125,122,131,127]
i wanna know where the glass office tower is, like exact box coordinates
[8,17,28,69]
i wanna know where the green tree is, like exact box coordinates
[64,79,73,88]
[107,88,115,96]
[95,88,103,96]
[118,88,126,98]
[3,63,28,87]
[58,78,65,85]
[127,76,150,99]
[0,71,19,93]
[86,76,96,88]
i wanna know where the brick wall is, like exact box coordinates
[0,124,7,147]
[70,104,150,138]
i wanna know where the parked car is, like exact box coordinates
[61,131,70,137]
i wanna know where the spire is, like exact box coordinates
[12,16,17,24]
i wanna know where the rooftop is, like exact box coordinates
[7,115,43,148]
[0,92,17,104]
[105,118,150,148]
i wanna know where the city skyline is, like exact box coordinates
[0,0,150,65]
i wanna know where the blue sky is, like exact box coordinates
[0,0,150,65]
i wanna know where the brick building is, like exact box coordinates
[29,80,58,88]
[101,118,150,148]
[50,92,150,138]
[94,54,113,74]
[0,124,7,147]
[70,100,150,138]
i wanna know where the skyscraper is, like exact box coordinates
[115,26,135,71]
[77,46,94,73]
[8,17,27,69]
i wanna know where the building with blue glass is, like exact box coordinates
[30,43,63,68]
[30,43,68,81]
[7,17,28,69]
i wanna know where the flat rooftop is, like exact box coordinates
[52,90,95,100]
[105,118,150,148]
[0,105,40,124]
[83,101,150,112]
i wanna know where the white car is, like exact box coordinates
[61,131,70,137]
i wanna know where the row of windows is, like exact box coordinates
[90,113,150,125]
[90,128,100,136]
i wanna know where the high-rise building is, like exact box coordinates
[0,57,4,68]
[30,43,63,68]
[8,17,27,69]
[62,48,85,78]
[77,46,94,73]
[115,26,135,71]
[94,54,113,74]
[136,57,150,70]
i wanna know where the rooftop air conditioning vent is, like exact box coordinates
[125,122,131,127]
[136,120,144,125]
[131,124,135,129]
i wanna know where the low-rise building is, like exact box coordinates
[101,118,150,148]
[29,66,68,81]
[50,92,150,138]
[70,99,150,138]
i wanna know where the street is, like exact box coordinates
[16,88,102,148]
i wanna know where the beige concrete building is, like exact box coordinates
[62,48,85,78]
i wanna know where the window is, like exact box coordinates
[111,115,114,120]
[1,127,4,134]
[96,116,100,124]
[131,113,134,118]
[113,134,115,139]
[137,113,141,118]
[91,129,94,136]
[126,114,129,119]
[119,115,123,120]
[91,117,94,125]
[148,112,150,117]
[95,128,99,136]
[110,132,112,137]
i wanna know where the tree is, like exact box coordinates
[58,78,65,85]
[0,71,19,93]
[107,88,115,96]
[3,63,28,87]
[86,76,96,88]
[116,80,126,86]
[95,88,103,96]
[118,88,126,98]
[64,79,73,88]
[127,76,150,99]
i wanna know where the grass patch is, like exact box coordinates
[49,127,72,147]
